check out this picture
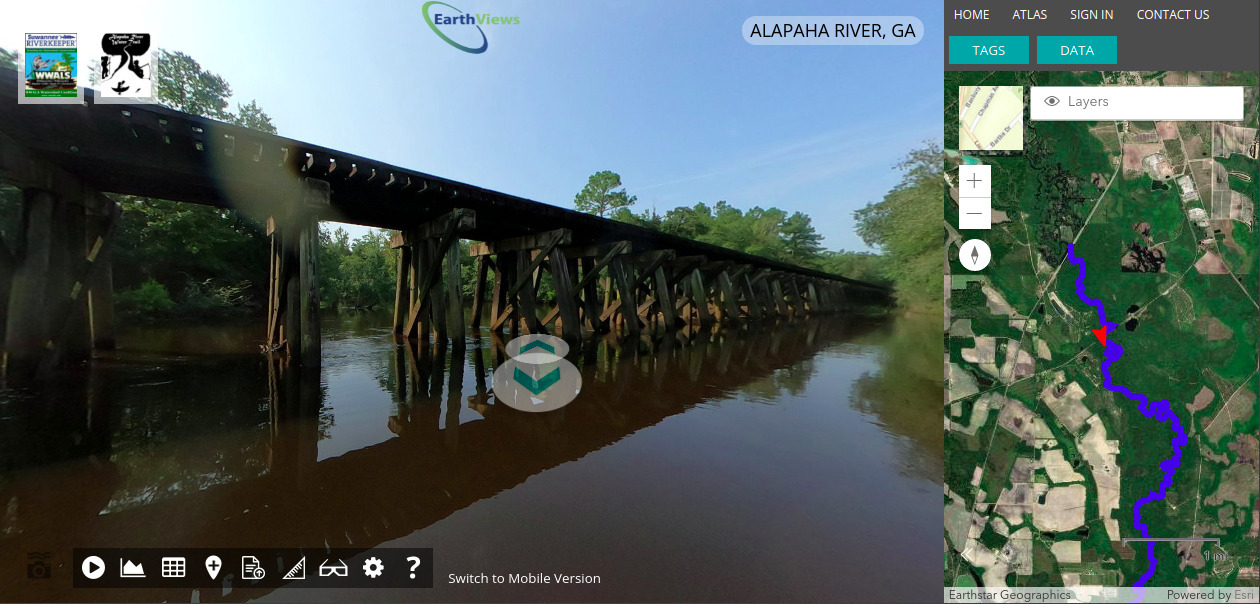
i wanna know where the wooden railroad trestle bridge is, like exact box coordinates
[0,71,891,381]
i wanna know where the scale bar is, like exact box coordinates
[1120,537,1220,545]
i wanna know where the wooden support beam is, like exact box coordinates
[410,229,427,338]
[755,277,776,318]
[5,189,69,381]
[593,249,672,320]
[789,278,806,318]
[469,228,572,256]
[539,237,635,327]
[29,194,123,377]
[427,237,449,341]
[652,264,678,329]
[548,247,582,341]
[397,210,477,340]
[807,281,819,314]
[579,256,606,332]
[390,209,476,248]
[609,256,640,336]
[403,223,462,338]
[514,248,545,334]
[740,272,762,320]
[282,221,303,361]
[446,238,465,343]
[688,269,714,326]
[267,228,285,348]
[489,252,507,333]
[715,270,741,323]
[488,229,569,330]
[86,210,116,350]
[559,240,633,259]
[392,246,411,334]
[264,179,331,363]
[298,214,320,367]
[770,278,788,316]
[666,256,707,287]
[469,255,488,330]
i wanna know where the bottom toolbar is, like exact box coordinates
[73,548,433,589]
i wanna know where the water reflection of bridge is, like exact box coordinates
[0,318,879,602]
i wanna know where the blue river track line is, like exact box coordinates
[1065,243,1188,592]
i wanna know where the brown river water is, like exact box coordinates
[0,311,942,602]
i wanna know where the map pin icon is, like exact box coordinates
[205,555,222,580]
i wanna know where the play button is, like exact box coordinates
[81,556,105,580]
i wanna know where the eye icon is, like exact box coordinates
[1044,96,1060,106]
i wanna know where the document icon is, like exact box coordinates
[241,556,265,580]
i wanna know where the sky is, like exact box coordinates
[4,0,943,251]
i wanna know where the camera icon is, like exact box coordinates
[27,552,53,579]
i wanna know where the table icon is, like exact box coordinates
[161,557,186,578]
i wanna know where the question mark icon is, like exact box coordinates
[406,556,421,579]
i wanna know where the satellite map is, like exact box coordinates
[944,71,1259,590]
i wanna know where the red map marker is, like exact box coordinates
[1091,328,1107,346]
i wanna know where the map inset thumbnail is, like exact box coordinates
[959,85,1025,151]
[945,71,1259,589]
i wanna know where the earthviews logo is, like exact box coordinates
[422,1,520,54]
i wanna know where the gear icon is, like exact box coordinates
[362,557,384,578]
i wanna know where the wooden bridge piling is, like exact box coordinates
[0,136,122,383]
